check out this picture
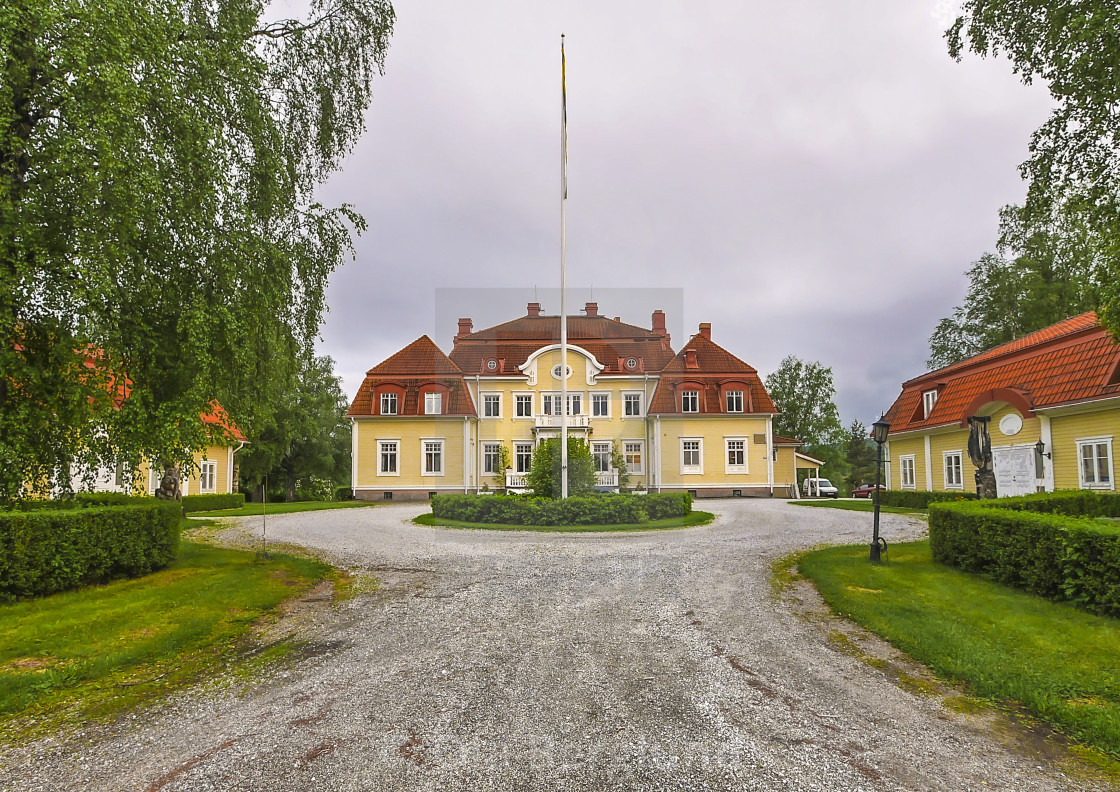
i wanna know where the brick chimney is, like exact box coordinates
[651,310,666,336]
[584,302,598,316]
[698,322,711,341]
[527,302,542,317]
[455,317,473,344]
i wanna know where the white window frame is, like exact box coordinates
[899,455,916,489]
[482,393,502,419]
[1077,436,1114,490]
[380,392,398,415]
[923,390,938,419]
[623,441,644,475]
[514,394,533,418]
[681,438,703,475]
[482,442,503,475]
[943,450,963,489]
[592,441,612,473]
[200,460,217,493]
[514,441,533,474]
[591,392,610,418]
[725,390,744,413]
[421,438,445,476]
[622,392,643,418]
[543,392,582,416]
[725,437,748,474]
[424,392,442,415]
[378,439,400,476]
[681,390,699,413]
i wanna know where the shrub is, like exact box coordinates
[527,437,597,498]
[929,491,1120,616]
[0,502,181,601]
[335,486,354,501]
[182,493,245,513]
[430,493,692,526]
[878,490,978,509]
[73,492,141,507]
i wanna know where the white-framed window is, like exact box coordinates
[149,465,160,494]
[543,393,581,415]
[899,455,916,489]
[725,390,744,413]
[515,442,533,473]
[378,440,399,475]
[624,441,644,474]
[515,394,533,418]
[944,451,963,489]
[623,392,643,417]
[422,439,444,476]
[725,438,747,473]
[1078,437,1114,490]
[482,442,503,474]
[681,438,703,474]
[380,392,398,415]
[200,460,217,493]
[482,394,501,418]
[682,390,699,413]
[424,392,442,415]
[591,393,610,417]
[923,389,938,419]
[592,441,612,472]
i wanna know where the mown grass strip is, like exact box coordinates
[0,540,332,741]
[798,539,1120,759]
[192,500,377,517]
[413,510,714,533]
[791,500,927,516]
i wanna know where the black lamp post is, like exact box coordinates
[870,417,891,562]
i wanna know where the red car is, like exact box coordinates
[852,484,885,499]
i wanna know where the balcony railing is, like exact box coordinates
[505,469,619,491]
[596,470,618,488]
[534,414,591,429]
[506,472,529,489]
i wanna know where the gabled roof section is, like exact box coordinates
[348,336,477,417]
[885,311,1120,434]
[366,335,465,377]
[648,332,777,415]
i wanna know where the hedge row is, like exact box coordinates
[877,490,978,509]
[929,492,1120,616]
[0,502,182,602]
[3,492,246,514]
[431,493,692,526]
[182,493,245,513]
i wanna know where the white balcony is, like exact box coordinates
[504,469,618,492]
[596,470,618,488]
[506,472,529,490]
[533,414,591,430]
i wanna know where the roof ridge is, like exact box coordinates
[365,335,465,376]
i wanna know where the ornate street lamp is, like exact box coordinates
[870,417,891,563]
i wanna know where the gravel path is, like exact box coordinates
[1,500,1106,791]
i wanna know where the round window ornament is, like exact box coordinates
[551,363,572,380]
[486,359,498,371]
[999,413,1023,437]
[625,358,638,371]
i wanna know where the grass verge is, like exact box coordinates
[192,500,377,518]
[798,539,1120,761]
[0,539,333,742]
[791,499,927,516]
[413,510,715,533]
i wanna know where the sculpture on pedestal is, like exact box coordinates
[967,416,997,499]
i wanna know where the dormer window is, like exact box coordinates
[425,392,442,415]
[380,392,398,415]
[922,389,938,419]
[726,390,744,413]
[682,390,699,413]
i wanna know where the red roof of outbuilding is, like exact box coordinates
[885,312,1120,434]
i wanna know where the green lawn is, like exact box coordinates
[798,540,1120,759]
[791,499,927,516]
[193,500,377,517]
[0,540,333,739]
[413,510,715,533]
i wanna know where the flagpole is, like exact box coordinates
[560,33,569,500]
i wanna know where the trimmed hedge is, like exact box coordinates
[929,492,1120,616]
[0,502,182,601]
[182,493,245,513]
[878,490,978,509]
[431,492,692,526]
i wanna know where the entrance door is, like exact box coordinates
[992,445,1036,497]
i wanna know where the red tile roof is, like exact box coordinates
[648,334,777,415]
[885,311,1120,434]
[773,435,803,445]
[201,400,247,443]
[348,336,477,417]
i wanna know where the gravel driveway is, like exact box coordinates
[2,500,1107,791]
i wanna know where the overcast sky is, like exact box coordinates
[313,1,1053,427]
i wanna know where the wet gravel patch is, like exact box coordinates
[0,500,1106,791]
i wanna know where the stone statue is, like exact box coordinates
[967,416,997,499]
[155,465,182,501]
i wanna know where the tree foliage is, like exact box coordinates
[527,437,597,500]
[947,2,1120,339]
[0,0,394,499]
[766,356,847,490]
[843,420,877,493]
[927,205,1103,369]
